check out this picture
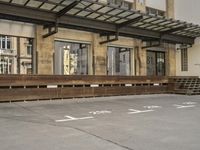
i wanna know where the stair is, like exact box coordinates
[173,77,200,95]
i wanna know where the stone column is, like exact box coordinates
[166,0,174,19]
[134,0,147,76]
[92,34,107,75]
[135,40,147,76]
[166,0,176,76]
[166,44,176,76]
[35,25,54,74]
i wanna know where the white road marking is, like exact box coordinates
[183,102,197,105]
[173,104,195,109]
[143,105,162,109]
[89,110,112,115]
[128,109,154,114]
[55,115,94,122]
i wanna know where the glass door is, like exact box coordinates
[54,41,89,75]
[107,46,131,76]
[147,51,156,76]
[147,51,165,76]
[156,52,165,76]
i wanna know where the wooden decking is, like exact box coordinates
[169,76,200,95]
[0,75,169,102]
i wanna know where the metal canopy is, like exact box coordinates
[0,0,200,45]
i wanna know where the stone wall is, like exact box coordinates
[36,26,54,74]
[35,26,141,75]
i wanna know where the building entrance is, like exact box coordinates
[147,51,165,76]
[107,46,131,76]
[54,41,89,75]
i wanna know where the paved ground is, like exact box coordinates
[0,94,200,150]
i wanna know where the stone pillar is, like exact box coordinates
[133,0,146,76]
[92,34,107,75]
[166,0,176,76]
[166,44,176,76]
[35,25,54,74]
[135,40,146,76]
[166,0,174,18]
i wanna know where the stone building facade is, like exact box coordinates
[0,0,176,76]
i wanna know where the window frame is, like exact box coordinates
[0,35,12,50]
[181,48,188,72]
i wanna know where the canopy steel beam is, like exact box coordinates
[56,0,81,18]
[100,30,119,44]
[43,20,58,38]
[161,26,188,35]
[117,15,143,29]
[176,44,192,50]
[42,0,81,38]
[142,41,161,49]
[0,2,195,45]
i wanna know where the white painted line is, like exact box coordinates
[47,85,58,88]
[173,104,195,109]
[125,84,132,87]
[183,102,197,105]
[128,109,154,114]
[55,115,94,122]
[89,110,112,115]
[90,84,99,87]
[153,83,160,86]
[143,105,162,109]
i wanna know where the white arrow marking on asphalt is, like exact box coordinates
[55,115,94,122]
[143,106,162,109]
[128,109,154,114]
[173,104,195,109]
[183,102,197,105]
[89,110,112,115]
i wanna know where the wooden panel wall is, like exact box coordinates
[0,75,169,102]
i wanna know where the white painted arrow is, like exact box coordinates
[55,115,94,122]
[128,109,154,114]
[173,104,195,109]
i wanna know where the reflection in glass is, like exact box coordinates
[55,41,89,75]
[0,36,33,74]
[147,51,165,76]
[107,46,131,76]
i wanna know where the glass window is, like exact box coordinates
[181,48,188,71]
[26,39,33,56]
[2,36,6,49]
[138,0,145,5]
[156,52,165,76]
[123,1,132,10]
[54,41,89,75]
[0,56,14,74]
[0,36,34,75]
[0,36,11,49]
[7,37,11,49]
[107,46,131,76]
[146,7,165,17]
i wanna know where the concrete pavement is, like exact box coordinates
[0,94,200,150]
